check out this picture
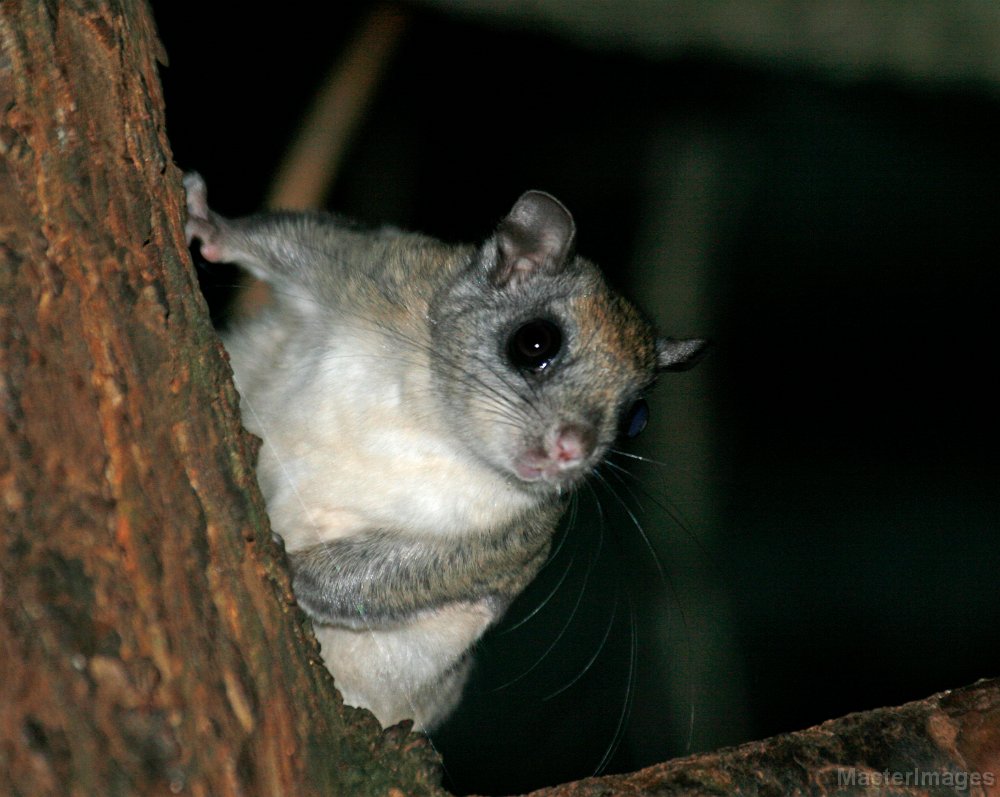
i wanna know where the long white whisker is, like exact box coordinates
[607,447,669,467]
[543,588,618,700]
[594,466,699,755]
[602,458,714,566]
[499,546,577,635]
[489,519,600,692]
[592,591,637,776]
[593,469,667,588]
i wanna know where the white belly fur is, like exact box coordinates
[314,599,496,729]
[237,329,534,552]
[227,323,531,728]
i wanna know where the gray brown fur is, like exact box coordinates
[293,501,561,629]
[183,173,706,730]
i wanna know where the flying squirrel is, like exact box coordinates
[184,173,707,730]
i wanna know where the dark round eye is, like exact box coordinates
[506,319,562,371]
[620,399,649,439]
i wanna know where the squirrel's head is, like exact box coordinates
[429,191,708,496]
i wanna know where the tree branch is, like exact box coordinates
[516,677,1000,796]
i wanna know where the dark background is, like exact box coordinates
[154,3,999,794]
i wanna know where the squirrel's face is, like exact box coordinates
[427,190,707,498]
[430,257,662,497]
[499,290,661,493]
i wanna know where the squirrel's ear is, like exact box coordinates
[656,338,711,371]
[488,190,576,288]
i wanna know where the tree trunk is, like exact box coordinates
[0,3,442,795]
[1,3,997,797]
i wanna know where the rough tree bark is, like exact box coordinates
[1,3,998,797]
[0,3,442,795]
[527,678,1000,796]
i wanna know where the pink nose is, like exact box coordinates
[551,423,595,468]
[513,423,599,483]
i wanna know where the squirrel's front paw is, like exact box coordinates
[183,171,228,263]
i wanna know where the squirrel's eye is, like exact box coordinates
[507,319,562,372]
[620,399,649,439]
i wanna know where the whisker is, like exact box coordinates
[602,458,714,567]
[498,494,581,634]
[213,273,546,432]
[594,466,700,755]
[543,587,618,700]
[593,469,667,589]
[526,495,579,580]
[488,518,601,692]
[497,547,577,635]
[607,447,669,468]
[592,590,637,776]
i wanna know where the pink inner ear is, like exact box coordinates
[539,229,566,261]
[512,256,537,276]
